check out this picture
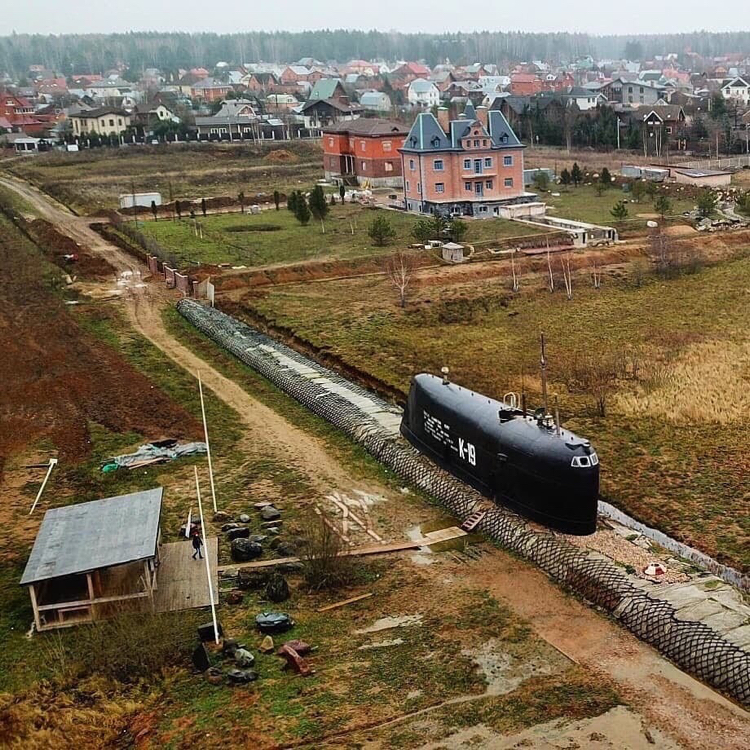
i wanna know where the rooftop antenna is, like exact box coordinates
[520,364,527,415]
[540,332,549,417]
[554,394,561,437]
[441,366,450,385]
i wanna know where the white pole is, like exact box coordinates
[29,458,58,515]
[194,466,219,644]
[198,374,217,514]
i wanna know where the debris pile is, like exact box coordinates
[101,440,207,472]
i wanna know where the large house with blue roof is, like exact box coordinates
[399,103,531,217]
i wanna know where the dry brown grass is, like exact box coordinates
[617,339,750,424]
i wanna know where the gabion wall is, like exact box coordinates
[178,299,750,706]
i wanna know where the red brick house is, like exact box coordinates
[510,74,543,95]
[190,78,232,102]
[0,90,46,134]
[322,118,408,187]
[399,103,529,217]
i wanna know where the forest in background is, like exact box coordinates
[2,30,750,76]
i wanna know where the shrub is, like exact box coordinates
[368,214,396,246]
[299,515,355,591]
[224,223,282,233]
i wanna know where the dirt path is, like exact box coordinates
[2,173,748,748]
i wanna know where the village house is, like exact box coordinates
[243,72,279,95]
[389,62,432,91]
[510,73,543,95]
[322,118,408,187]
[0,90,46,134]
[359,90,392,113]
[131,101,180,132]
[407,78,440,108]
[721,77,750,105]
[194,99,260,140]
[190,78,232,102]
[604,77,664,106]
[68,107,131,137]
[400,103,530,217]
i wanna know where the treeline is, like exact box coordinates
[1,30,750,76]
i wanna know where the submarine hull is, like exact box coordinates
[401,374,599,535]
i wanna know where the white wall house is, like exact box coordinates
[721,77,750,106]
[407,78,440,108]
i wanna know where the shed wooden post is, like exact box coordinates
[86,573,96,622]
[28,584,41,632]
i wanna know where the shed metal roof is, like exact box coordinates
[20,488,163,585]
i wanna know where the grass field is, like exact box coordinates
[7,141,323,214]
[238,245,750,573]
[139,203,545,267]
[543,184,697,227]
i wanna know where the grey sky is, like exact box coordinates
[3,1,746,37]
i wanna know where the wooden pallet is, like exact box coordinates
[461,511,487,532]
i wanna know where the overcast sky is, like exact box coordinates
[3,2,747,37]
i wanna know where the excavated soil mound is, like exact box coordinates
[263,149,299,164]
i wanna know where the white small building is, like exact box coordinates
[442,242,464,263]
[408,78,440,108]
[119,192,163,209]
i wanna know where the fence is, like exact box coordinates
[677,154,750,171]
[177,298,750,707]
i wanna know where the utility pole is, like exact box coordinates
[198,374,218,514]
[540,332,549,417]
[194,467,219,644]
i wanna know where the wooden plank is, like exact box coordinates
[317,593,373,612]
[153,537,219,613]
[218,527,467,573]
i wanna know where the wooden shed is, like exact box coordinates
[20,488,163,631]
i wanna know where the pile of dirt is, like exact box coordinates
[263,149,299,164]
[27,218,115,279]
[0,227,202,477]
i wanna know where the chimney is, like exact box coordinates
[476,105,489,128]
[437,106,450,135]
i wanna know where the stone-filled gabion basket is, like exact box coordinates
[178,299,750,706]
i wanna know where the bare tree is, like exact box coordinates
[299,512,355,591]
[510,252,520,292]
[560,253,573,299]
[385,251,417,308]
[590,256,602,289]
[563,350,620,417]
[546,249,555,292]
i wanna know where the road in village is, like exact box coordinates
[1,173,748,749]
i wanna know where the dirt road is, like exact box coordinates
[2,173,748,748]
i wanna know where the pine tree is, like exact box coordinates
[201,197,207,217]
[368,215,396,246]
[294,193,311,225]
[571,162,583,186]
[560,168,571,185]
[654,195,672,219]
[309,184,329,224]
[600,167,612,187]
[610,200,628,222]
[273,190,281,210]
[287,190,299,213]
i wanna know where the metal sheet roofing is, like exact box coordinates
[20,488,163,585]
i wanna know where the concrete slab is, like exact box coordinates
[699,610,749,635]
[674,598,726,623]
[723,624,750,649]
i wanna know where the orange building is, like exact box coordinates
[322,119,408,187]
[399,103,529,218]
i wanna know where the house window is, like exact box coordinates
[360,140,366,151]
[410,159,415,170]
[385,161,393,172]
[109,119,114,126]
[475,182,483,194]
[483,139,487,146]
[463,158,471,169]
[485,179,493,189]
[361,161,367,170]
[406,180,410,191]
[328,137,334,146]
[504,155,513,166]
[417,182,421,193]
[666,126,673,134]
[434,159,444,171]
[435,182,445,193]
[504,177,514,187]
[484,157,492,167]
[473,139,480,147]
[465,181,472,191]
[383,141,392,151]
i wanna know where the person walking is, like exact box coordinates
[192,531,204,560]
